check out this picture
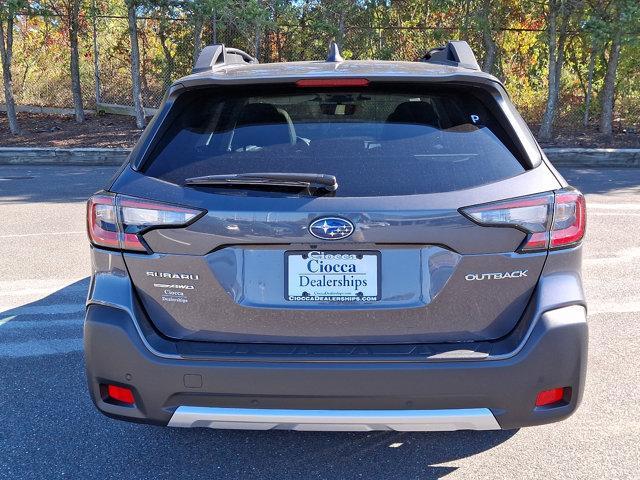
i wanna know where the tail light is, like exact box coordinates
[460,188,586,252]
[87,193,204,253]
[550,190,586,248]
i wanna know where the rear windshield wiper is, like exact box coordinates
[184,172,339,192]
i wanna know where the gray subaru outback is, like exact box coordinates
[84,41,587,431]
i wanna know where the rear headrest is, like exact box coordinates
[232,103,295,149]
[381,101,441,141]
[386,101,440,128]
[236,103,288,127]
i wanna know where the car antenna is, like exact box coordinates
[326,40,344,62]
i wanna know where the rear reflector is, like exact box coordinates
[106,384,135,405]
[87,193,204,253]
[460,188,586,253]
[296,78,369,88]
[535,387,569,407]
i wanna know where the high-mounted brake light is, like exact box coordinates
[296,78,369,88]
[460,188,586,253]
[87,193,203,253]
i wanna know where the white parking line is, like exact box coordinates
[587,203,640,210]
[0,318,84,330]
[0,287,83,297]
[0,231,85,239]
[0,315,16,326]
[589,212,640,217]
[589,302,640,315]
[0,303,84,316]
[0,279,87,290]
[0,302,636,358]
[584,247,640,264]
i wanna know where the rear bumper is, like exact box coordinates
[167,406,500,431]
[84,303,587,431]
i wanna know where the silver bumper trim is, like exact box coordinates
[167,406,501,431]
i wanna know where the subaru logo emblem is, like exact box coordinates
[309,217,354,240]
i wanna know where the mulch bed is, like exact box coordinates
[1,112,638,149]
[531,124,640,149]
[0,112,143,148]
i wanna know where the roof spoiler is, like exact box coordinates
[419,41,480,71]
[192,44,258,74]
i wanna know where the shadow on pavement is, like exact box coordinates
[0,165,117,204]
[0,278,89,317]
[147,426,518,479]
[1,281,517,480]
[558,167,640,195]
[3,349,518,479]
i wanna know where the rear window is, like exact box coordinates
[143,85,526,197]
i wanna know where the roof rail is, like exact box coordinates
[192,44,258,74]
[419,41,480,71]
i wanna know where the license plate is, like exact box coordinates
[285,250,380,302]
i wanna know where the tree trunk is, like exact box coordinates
[139,21,151,96]
[69,0,85,123]
[482,29,497,74]
[211,14,217,44]
[539,1,567,142]
[480,0,497,74]
[0,17,19,134]
[539,12,557,140]
[273,0,281,62]
[600,28,622,137]
[127,1,146,129]
[192,16,203,66]
[92,0,102,108]
[158,23,175,89]
[583,39,595,127]
[554,19,568,97]
[254,23,261,59]
[338,14,345,46]
[462,0,471,36]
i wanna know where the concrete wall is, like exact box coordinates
[0,147,639,167]
[544,148,640,167]
[0,147,130,166]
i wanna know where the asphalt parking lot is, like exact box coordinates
[0,165,639,479]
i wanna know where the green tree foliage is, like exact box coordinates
[0,0,638,136]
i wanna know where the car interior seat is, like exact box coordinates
[231,103,296,150]
[381,101,442,141]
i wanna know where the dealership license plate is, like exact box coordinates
[285,250,380,302]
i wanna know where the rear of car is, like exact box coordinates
[84,47,587,431]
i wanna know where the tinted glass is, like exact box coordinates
[143,85,526,197]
